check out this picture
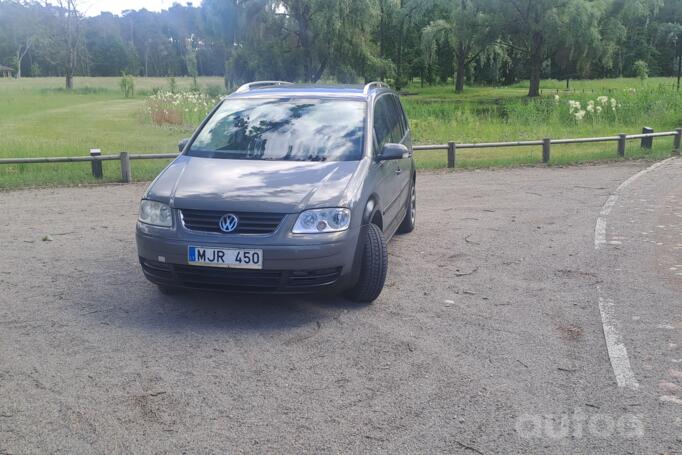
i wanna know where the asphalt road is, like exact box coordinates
[1,160,681,454]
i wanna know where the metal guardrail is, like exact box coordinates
[0,128,680,181]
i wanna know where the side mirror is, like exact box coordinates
[378,143,408,161]
[178,138,189,152]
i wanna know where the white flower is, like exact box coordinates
[597,96,608,105]
[586,100,595,113]
[595,105,602,114]
[554,94,560,103]
[568,100,581,114]
[610,98,617,108]
[574,110,586,121]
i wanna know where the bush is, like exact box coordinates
[205,84,225,98]
[633,60,649,83]
[119,73,134,98]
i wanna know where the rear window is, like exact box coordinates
[188,98,366,162]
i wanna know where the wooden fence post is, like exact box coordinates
[641,127,653,150]
[674,128,682,156]
[617,133,627,157]
[542,138,551,163]
[447,141,456,169]
[120,151,131,183]
[90,148,103,179]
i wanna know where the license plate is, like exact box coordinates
[188,246,263,269]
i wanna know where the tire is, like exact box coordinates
[345,223,388,303]
[397,180,416,234]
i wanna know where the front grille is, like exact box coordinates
[140,259,342,292]
[180,209,285,234]
[173,265,283,291]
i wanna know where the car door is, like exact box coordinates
[388,95,412,217]
[372,95,403,231]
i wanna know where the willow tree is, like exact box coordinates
[256,0,392,82]
[421,0,492,93]
[494,0,604,97]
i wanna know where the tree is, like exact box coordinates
[0,1,45,78]
[227,0,392,83]
[50,0,84,89]
[1,0,681,87]
[494,0,604,97]
[422,0,492,93]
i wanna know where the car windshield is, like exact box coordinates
[188,98,366,162]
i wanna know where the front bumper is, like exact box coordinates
[136,223,365,294]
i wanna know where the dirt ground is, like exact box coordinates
[1,161,681,454]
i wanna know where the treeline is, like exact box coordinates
[1,0,681,96]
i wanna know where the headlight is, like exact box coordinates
[139,200,172,227]
[292,208,351,233]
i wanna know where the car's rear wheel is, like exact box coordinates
[345,223,388,303]
[397,180,416,234]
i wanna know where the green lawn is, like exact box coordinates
[0,77,217,187]
[0,76,680,188]
[401,78,682,168]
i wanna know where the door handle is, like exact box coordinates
[395,167,402,175]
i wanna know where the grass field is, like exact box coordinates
[0,76,680,187]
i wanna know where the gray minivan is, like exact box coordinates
[136,81,415,302]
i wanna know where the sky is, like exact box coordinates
[80,0,194,17]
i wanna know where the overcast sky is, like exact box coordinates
[80,0,194,16]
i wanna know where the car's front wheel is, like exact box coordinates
[345,223,388,303]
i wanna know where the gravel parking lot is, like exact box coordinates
[1,161,681,454]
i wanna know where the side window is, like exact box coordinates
[374,95,406,155]
[388,95,405,141]
[393,95,408,135]
[373,96,391,152]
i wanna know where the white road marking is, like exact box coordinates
[598,290,640,389]
[593,158,678,390]
[594,158,676,249]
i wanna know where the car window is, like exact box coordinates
[386,96,403,143]
[392,95,408,135]
[373,96,391,151]
[188,98,366,162]
[373,95,402,153]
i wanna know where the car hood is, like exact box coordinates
[146,155,362,213]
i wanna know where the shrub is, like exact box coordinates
[633,60,649,83]
[119,73,134,98]
[205,84,225,98]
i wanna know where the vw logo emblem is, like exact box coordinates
[218,213,239,233]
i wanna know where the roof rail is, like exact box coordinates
[234,81,293,94]
[363,81,390,95]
